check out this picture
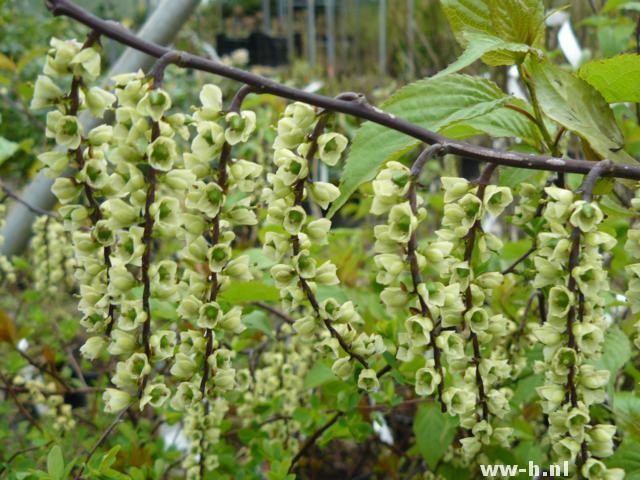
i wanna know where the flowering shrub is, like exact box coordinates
[2,0,640,479]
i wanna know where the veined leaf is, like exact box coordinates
[527,57,635,165]
[414,403,458,469]
[613,392,640,440]
[329,74,509,217]
[441,0,544,48]
[578,54,640,103]
[440,98,543,147]
[47,445,64,480]
[434,32,531,78]
[590,326,632,398]
[607,440,640,479]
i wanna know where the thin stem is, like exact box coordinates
[73,405,129,480]
[0,181,58,218]
[563,160,613,469]
[288,113,370,369]
[463,163,498,422]
[407,144,447,411]
[288,411,344,473]
[252,301,295,325]
[44,0,640,181]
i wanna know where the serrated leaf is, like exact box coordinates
[578,54,640,103]
[442,98,543,147]
[607,439,640,478]
[329,75,509,217]
[590,326,632,396]
[527,57,635,165]
[47,446,64,480]
[434,32,531,78]
[613,392,640,440]
[413,403,458,469]
[441,0,544,48]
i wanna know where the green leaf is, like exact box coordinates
[527,57,635,165]
[441,98,543,147]
[47,446,64,480]
[578,54,640,103]
[218,280,279,303]
[329,75,509,217]
[303,362,337,389]
[0,136,19,165]
[590,326,632,397]
[413,403,458,469]
[441,0,544,49]
[613,392,640,440]
[607,439,640,479]
[98,446,121,471]
[242,310,275,338]
[434,32,531,78]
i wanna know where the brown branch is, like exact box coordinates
[408,144,447,411]
[288,113,370,369]
[563,160,613,469]
[73,405,129,480]
[0,181,58,218]
[462,163,498,422]
[44,0,640,182]
[0,369,43,433]
[252,301,294,325]
[288,411,344,473]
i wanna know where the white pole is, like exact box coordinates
[379,0,387,76]
[307,0,316,66]
[1,0,201,257]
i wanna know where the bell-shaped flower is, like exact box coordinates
[387,202,416,243]
[357,368,380,392]
[198,301,222,329]
[79,336,105,360]
[317,132,348,166]
[140,381,171,410]
[46,111,83,149]
[147,136,177,171]
[69,47,101,80]
[570,200,604,232]
[137,88,172,121]
[30,75,63,109]
[548,285,574,318]
[443,386,475,415]
[149,330,176,361]
[332,357,354,380]
[103,388,131,413]
[308,181,340,209]
[224,110,256,145]
[415,362,441,396]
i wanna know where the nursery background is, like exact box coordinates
[2,0,640,479]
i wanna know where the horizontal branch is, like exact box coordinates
[46,0,640,181]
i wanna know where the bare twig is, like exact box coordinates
[44,0,640,182]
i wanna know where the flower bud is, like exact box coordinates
[357,368,379,392]
[103,388,131,413]
[332,357,354,380]
[308,182,340,210]
[30,75,63,109]
[140,381,171,409]
[80,336,106,360]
